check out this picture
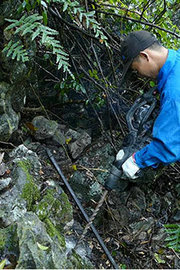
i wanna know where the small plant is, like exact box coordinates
[164,223,180,252]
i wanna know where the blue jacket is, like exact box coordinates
[135,49,180,168]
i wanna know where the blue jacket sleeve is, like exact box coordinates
[135,98,180,168]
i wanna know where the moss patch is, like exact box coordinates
[18,160,40,210]
[45,218,66,249]
[33,188,73,230]
[0,224,19,257]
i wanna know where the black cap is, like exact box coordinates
[120,31,158,83]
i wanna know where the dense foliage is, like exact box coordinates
[2,0,180,78]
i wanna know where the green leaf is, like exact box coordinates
[79,12,83,22]
[42,10,48,25]
[37,242,49,251]
[86,11,95,17]
[31,27,41,40]
[42,32,47,43]
[0,259,6,270]
[154,253,165,264]
[41,0,48,8]
[150,81,156,87]
[63,2,68,12]
[2,40,12,53]
[24,14,42,24]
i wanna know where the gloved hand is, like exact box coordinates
[116,149,125,160]
[116,150,140,179]
[122,154,140,179]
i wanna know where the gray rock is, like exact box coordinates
[53,127,66,145]
[66,129,92,159]
[151,228,167,245]
[172,210,180,221]
[129,217,154,235]
[33,180,74,232]
[0,144,92,269]
[0,82,20,141]
[0,162,7,176]
[9,144,41,176]
[16,212,93,269]
[0,177,12,191]
[0,145,41,226]
[69,141,114,203]
[32,116,59,140]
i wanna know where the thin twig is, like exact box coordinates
[93,2,148,22]
[0,141,16,148]
[29,83,50,120]
[33,60,60,82]
[153,0,166,24]
[139,0,156,21]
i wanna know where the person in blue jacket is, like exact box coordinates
[116,30,180,179]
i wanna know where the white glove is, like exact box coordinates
[122,155,140,179]
[116,149,125,160]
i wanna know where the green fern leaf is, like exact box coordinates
[4,12,73,76]
[22,22,40,36]
[164,224,180,252]
[31,27,42,40]
[63,2,68,12]
[6,41,19,57]
[2,40,13,53]
[23,14,42,24]
[12,44,23,59]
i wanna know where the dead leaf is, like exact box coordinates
[25,122,38,132]
[6,169,11,174]
[39,169,44,175]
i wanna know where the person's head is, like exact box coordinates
[121,30,168,82]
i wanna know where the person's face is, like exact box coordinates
[131,52,159,79]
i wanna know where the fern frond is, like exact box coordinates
[52,0,108,44]
[4,13,73,77]
[2,40,29,62]
[164,224,180,252]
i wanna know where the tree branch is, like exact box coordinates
[94,10,180,38]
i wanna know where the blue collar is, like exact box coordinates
[157,49,176,93]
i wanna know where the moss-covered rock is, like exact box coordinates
[16,212,93,269]
[18,160,40,211]
[33,184,73,232]
[0,224,19,260]
[0,145,41,226]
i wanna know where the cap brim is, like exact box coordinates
[120,59,133,86]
